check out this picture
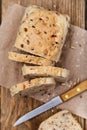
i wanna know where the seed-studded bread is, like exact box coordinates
[22,65,69,82]
[10,77,56,96]
[8,52,54,66]
[38,110,83,130]
[14,5,70,62]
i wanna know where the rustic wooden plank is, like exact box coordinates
[2,0,85,28]
[85,119,87,130]
[36,0,42,7]
[1,0,86,130]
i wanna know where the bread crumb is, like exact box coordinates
[76,78,80,83]
[51,109,54,113]
[53,5,56,7]
[70,46,76,49]
[75,41,78,44]
[79,52,82,55]
[76,64,80,68]
[73,81,76,86]
[76,33,79,36]
[62,83,66,86]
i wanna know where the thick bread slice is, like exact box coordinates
[14,5,70,62]
[38,110,83,130]
[8,52,54,66]
[22,65,69,82]
[10,77,56,96]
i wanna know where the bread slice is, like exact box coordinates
[22,65,69,82]
[38,110,83,130]
[8,52,54,66]
[14,5,70,62]
[10,77,56,96]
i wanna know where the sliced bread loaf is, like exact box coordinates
[8,52,54,66]
[10,77,56,96]
[22,65,69,82]
[38,110,83,130]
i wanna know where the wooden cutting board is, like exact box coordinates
[1,0,87,130]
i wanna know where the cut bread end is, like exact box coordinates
[38,110,83,130]
[14,5,70,62]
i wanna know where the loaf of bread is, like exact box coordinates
[22,65,69,82]
[38,110,83,130]
[10,77,56,96]
[14,5,70,62]
[8,52,54,66]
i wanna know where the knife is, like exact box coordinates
[14,80,87,127]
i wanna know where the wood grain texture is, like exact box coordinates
[1,0,87,130]
[2,0,85,28]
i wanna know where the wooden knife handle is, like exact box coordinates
[60,80,87,102]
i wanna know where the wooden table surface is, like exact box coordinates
[1,0,87,130]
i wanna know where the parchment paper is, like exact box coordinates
[0,4,87,119]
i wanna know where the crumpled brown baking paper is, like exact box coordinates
[0,4,87,119]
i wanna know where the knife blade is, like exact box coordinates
[14,80,87,127]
